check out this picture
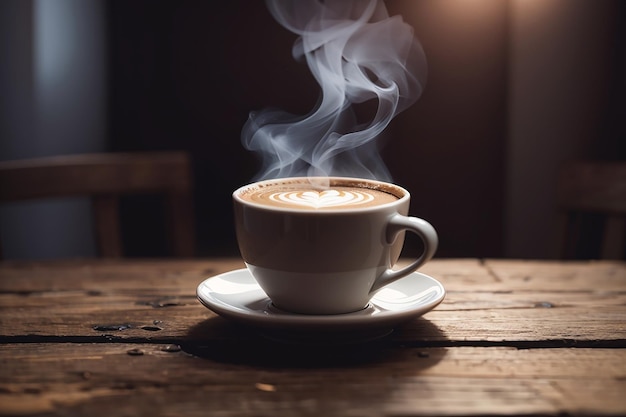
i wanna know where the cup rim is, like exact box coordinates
[233,176,409,213]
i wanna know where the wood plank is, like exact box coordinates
[481,259,626,291]
[0,152,193,202]
[0,259,244,292]
[0,292,623,344]
[0,344,624,417]
[0,259,624,344]
[1,258,624,293]
[0,259,624,416]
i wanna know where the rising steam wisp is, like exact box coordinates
[242,0,427,182]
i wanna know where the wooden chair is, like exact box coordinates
[557,161,626,259]
[0,152,195,258]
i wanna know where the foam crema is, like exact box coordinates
[270,189,374,209]
[240,183,399,210]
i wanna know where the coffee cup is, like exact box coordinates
[233,176,438,315]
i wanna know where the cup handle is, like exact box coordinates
[369,214,438,294]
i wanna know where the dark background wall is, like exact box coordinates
[0,0,107,259]
[106,0,624,259]
[107,0,511,258]
[2,0,624,259]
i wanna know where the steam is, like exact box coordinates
[242,0,427,181]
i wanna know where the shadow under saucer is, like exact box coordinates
[183,315,447,369]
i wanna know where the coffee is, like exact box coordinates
[239,180,399,210]
[233,177,438,314]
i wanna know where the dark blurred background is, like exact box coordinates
[1,0,624,260]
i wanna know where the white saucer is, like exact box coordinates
[196,269,445,342]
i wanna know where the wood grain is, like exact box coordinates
[0,258,624,416]
[1,259,623,344]
[0,344,624,417]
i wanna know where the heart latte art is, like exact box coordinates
[240,184,399,210]
[270,189,374,209]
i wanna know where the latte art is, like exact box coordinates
[239,182,399,210]
[269,189,375,209]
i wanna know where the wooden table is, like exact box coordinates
[0,258,624,416]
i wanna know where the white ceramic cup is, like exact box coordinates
[233,177,438,315]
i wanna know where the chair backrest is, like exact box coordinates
[557,161,626,259]
[0,152,195,258]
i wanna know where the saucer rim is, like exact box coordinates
[196,268,445,331]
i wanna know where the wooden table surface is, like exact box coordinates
[0,258,624,416]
